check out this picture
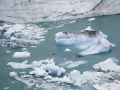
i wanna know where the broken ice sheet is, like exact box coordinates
[0,23,48,48]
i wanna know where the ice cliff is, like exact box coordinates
[0,0,120,23]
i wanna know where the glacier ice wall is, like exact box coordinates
[0,0,120,23]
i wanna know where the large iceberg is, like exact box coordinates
[55,26,115,56]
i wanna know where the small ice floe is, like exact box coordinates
[9,71,17,77]
[93,83,120,90]
[59,60,86,68]
[87,18,95,21]
[6,51,11,53]
[93,57,120,73]
[55,26,115,56]
[69,20,76,24]
[7,60,32,69]
[13,51,30,58]
[4,87,9,90]
[65,48,71,52]
[22,48,27,51]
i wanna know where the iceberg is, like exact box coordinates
[13,51,30,58]
[55,26,115,56]
[7,60,32,69]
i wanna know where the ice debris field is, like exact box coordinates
[0,24,47,48]
[8,58,120,90]
[55,26,115,56]
[0,23,118,90]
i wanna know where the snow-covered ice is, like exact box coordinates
[55,26,115,56]
[13,51,30,58]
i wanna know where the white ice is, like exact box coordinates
[65,48,71,52]
[9,71,17,77]
[7,60,32,69]
[87,18,95,21]
[55,26,115,56]
[13,51,30,58]
[93,83,120,90]
[93,57,120,73]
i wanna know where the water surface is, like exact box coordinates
[0,14,120,90]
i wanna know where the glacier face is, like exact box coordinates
[0,0,120,23]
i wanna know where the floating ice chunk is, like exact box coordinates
[9,71,17,77]
[55,26,114,56]
[13,51,30,58]
[65,48,71,52]
[29,67,48,77]
[59,60,86,68]
[93,57,120,73]
[6,51,10,53]
[7,60,32,69]
[87,18,95,21]
[22,48,27,50]
[93,83,120,90]
[4,87,9,90]
[50,75,72,84]
[31,60,42,67]
[68,70,87,86]
[41,62,66,75]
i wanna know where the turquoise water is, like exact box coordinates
[0,14,120,90]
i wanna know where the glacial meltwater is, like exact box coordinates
[0,14,120,90]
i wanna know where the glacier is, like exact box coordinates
[0,0,120,23]
[55,26,115,56]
